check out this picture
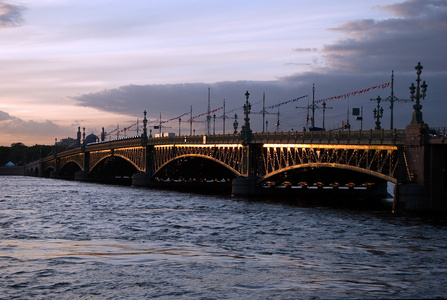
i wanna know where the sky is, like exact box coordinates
[0,0,446,146]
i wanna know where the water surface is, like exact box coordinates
[1,176,446,299]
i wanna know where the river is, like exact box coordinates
[1,176,446,299]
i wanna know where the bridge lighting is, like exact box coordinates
[409,62,428,125]
[154,144,242,148]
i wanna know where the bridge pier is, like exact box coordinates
[231,176,256,196]
[74,171,89,182]
[132,172,153,187]
[394,124,447,213]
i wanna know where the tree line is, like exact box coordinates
[0,143,56,167]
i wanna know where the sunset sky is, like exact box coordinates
[0,0,446,146]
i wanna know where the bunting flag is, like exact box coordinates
[104,122,138,136]
[229,94,309,114]
[116,122,137,134]
[265,94,308,110]
[106,128,118,135]
[161,112,189,124]
[315,82,391,104]
[192,106,224,120]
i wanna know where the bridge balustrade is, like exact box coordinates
[146,133,242,145]
[86,138,142,151]
[252,129,405,145]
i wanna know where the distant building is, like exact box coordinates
[155,132,175,138]
[57,137,79,148]
[86,133,99,144]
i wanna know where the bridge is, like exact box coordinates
[25,112,447,213]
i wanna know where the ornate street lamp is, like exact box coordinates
[141,110,148,146]
[410,62,428,125]
[233,114,238,134]
[372,96,384,130]
[241,91,252,144]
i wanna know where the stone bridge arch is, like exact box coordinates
[59,161,83,179]
[59,157,84,173]
[89,147,145,173]
[152,144,245,177]
[257,144,400,187]
[258,162,396,185]
[43,166,56,177]
[154,154,242,180]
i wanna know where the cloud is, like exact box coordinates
[321,0,447,73]
[0,110,13,121]
[292,48,319,53]
[0,1,26,28]
[0,110,75,146]
[379,0,447,18]
[70,81,311,125]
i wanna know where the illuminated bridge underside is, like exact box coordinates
[47,141,400,186]
[89,147,146,172]
[259,144,399,184]
[59,153,84,171]
[153,144,244,177]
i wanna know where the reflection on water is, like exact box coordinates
[1,176,447,299]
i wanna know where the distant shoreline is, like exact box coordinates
[0,167,25,176]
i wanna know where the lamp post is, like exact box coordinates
[233,114,238,134]
[243,91,251,125]
[141,110,148,146]
[241,91,252,144]
[410,62,428,125]
[373,96,384,130]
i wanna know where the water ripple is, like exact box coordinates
[1,176,447,299]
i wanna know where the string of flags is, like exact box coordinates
[228,94,309,113]
[191,106,223,120]
[104,122,137,136]
[265,94,308,110]
[161,112,189,124]
[315,82,391,104]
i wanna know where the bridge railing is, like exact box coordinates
[428,127,446,144]
[149,133,242,145]
[40,147,83,163]
[252,129,405,145]
[86,138,142,151]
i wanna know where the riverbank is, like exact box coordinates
[0,167,24,176]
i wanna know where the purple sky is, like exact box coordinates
[0,0,446,145]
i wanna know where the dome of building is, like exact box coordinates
[85,133,99,144]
